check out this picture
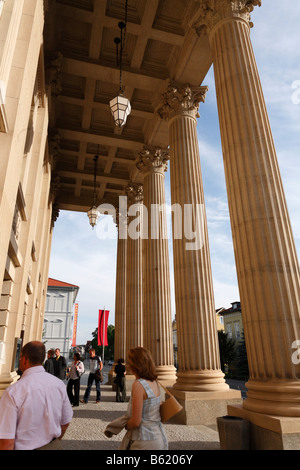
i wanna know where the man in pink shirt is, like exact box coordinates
[0,341,73,450]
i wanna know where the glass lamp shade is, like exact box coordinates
[109,94,131,127]
[87,205,100,228]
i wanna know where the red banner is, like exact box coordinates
[72,303,79,347]
[98,309,109,346]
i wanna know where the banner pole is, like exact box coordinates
[103,306,105,364]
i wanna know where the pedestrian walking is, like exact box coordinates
[80,348,103,404]
[0,341,73,450]
[67,353,85,407]
[44,349,56,375]
[54,348,67,380]
[114,358,126,402]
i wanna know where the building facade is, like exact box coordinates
[43,278,79,358]
[220,302,243,343]
[0,0,300,449]
[0,0,52,396]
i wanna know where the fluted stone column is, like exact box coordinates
[194,0,300,419]
[113,210,127,362]
[108,209,127,384]
[158,82,229,393]
[137,146,177,385]
[124,183,144,368]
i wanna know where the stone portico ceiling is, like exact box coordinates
[44,0,212,212]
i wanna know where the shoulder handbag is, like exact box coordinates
[159,383,183,423]
[95,368,104,382]
[76,361,85,378]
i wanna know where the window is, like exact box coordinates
[226,322,232,339]
[234,321,241,339]
[43,318,49,336]
[51,319,63,337]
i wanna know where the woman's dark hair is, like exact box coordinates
[74,352,81,361]
[127,347,157,381]
[117,358,125,365]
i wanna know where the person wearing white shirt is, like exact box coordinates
[80,348,103,404]
[0,341,73,450]
[67,352,85,406]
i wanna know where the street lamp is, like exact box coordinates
[109,1,131,128]
[109,89,131,128]
[87,154,99,229]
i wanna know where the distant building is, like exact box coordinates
[219,301,243,343]
[216,308,225,331]
[43,278,79,358]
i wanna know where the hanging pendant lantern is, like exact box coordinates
[109,92,131,128]
[110,4,131,128]
[87,205,100,228]
[87,153,99,229]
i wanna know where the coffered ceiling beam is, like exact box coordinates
[58,128,143,151]
[63,57,165,92]
[57,95,153,120]
[56,4,185,47]
[58,170,130,187]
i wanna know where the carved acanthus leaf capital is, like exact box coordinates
[45,51,63,97]
[50,173,61,200]
[136,145,169,175]
[157,80,208,121]
[125,183,143,204]
[192,0,261,36]
[48,130,60,168]
[51,202,60,229]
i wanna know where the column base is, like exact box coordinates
[0,371,19,397]
[124,373,136,392]
[173,369,230,392]
[227,404,300,450]
[156,365,177,388]
[114,374,177,397]
[107,368,115,385]
[165,388,242,425]
[243,379,300,417]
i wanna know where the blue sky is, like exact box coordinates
[49,1,300,345]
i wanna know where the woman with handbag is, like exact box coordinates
[67,352,84,407]
[119,347,168,450]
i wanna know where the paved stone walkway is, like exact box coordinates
[60,366,221,451]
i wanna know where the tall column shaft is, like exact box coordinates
[196,0,300,415]
[113,211,127,363]
[125,184,143,359]
[137,146,176,384]
[158,82,228,392]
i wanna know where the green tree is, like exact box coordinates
[91,325,115,361]
[235,330,249,379]
[218,330,236,373]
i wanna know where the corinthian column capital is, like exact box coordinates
[157,80,208,121]
[192,0,261,36]
[136,145,169,176]
[125,182,143,204]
